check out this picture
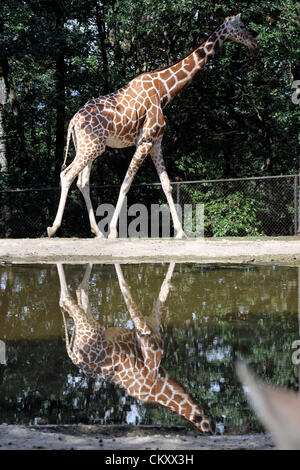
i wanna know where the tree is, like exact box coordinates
[0,77,7,175]
[0,0,299,236]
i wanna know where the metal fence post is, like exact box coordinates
[294,175,298,235]
[298,175,300,236]
[176,183,180,205]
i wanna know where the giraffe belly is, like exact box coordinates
[106,135,134,148]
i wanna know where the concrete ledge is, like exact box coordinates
[0,237,299,265]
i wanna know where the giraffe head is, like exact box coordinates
[194,414,216,434]
[224,13,258,50]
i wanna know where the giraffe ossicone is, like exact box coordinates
[47,14,257,238]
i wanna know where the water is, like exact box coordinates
[0,262,299,433]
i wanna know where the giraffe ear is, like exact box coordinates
[236,13,241,21]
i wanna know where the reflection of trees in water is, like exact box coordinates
[0,263,298,430]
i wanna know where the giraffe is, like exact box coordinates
[47,13,257,239]
[57,262,216,434]
[236,361,300,450]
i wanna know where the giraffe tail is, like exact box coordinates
[62,117,77,172]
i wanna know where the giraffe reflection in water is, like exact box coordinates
[57,262,215,434]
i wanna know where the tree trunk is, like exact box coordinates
[54,51,65,168]
[0,13,27,172]
[0,76,11,237]
[93,1,110,94]
[0,56,28,172]
[0,78,7,174]
[53,11,66,176]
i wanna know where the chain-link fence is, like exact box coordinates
[0,175,299,238]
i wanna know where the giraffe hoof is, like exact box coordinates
[95,232,105,239]
[108,230,118,239]
[47,226,56,238]
[175,230,187,239]
[92,228,105,239]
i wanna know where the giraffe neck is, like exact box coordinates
[151,368,215,434]
[156,24,228,106]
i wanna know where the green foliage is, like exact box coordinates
[0,0,299,236]
[203,191,263,236]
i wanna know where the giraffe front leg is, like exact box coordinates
[150,145,187,239]
[77,161,104,238]
[115,263,163,374]
[148,262,176,335]
[108,142,151,239]
[114,264,152,335]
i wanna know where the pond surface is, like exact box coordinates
[0,262,299,433]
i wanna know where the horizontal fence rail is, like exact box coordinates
[0,174,299,238]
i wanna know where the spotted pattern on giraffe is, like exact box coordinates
[58,263,216,434]
[47,14,257,239]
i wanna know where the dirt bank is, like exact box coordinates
[0,424,274,450]
[0,237,299,265]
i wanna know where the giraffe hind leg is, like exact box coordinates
[77,160,104,238]
[47,162,76,237]
[47,146,103,238]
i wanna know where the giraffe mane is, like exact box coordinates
[147,44,206,75]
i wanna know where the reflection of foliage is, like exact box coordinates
[0,263,298,432]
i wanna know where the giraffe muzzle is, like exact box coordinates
[248,38,258,50]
